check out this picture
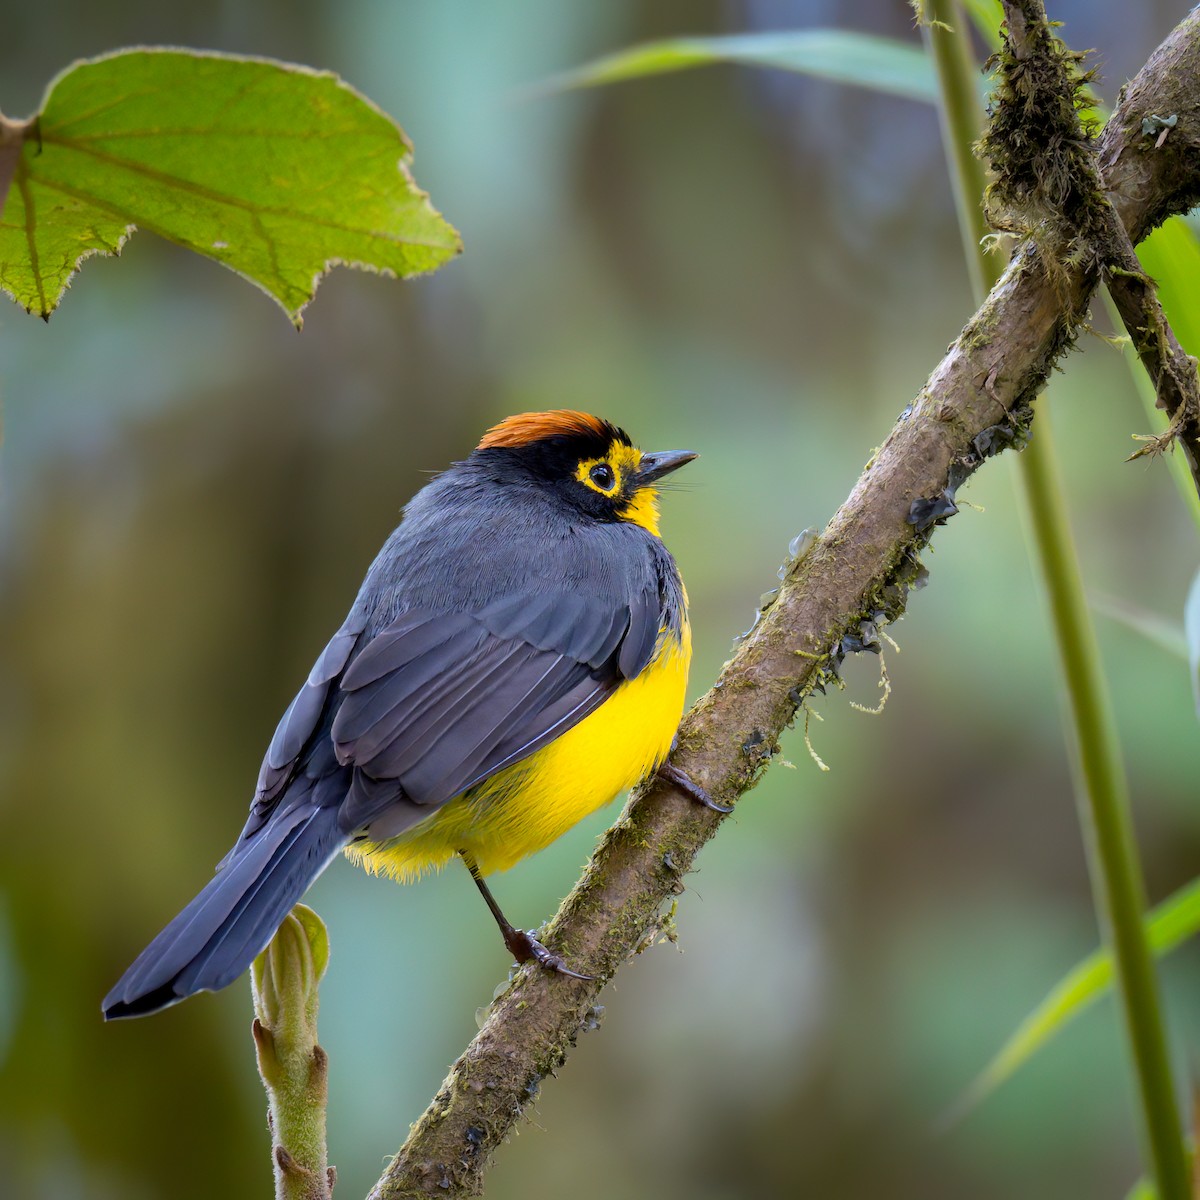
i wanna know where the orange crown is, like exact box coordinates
[477,410,622,450]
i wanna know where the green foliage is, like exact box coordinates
[544,29,939,104]
[961,878,1200,1110]
[1128,210,1200,606]
[960,0,1004,51]
[1130,170,1200,688]
[0,48,460,323]
[1137,219,1200,360]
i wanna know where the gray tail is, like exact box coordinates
[103,805,348,1019]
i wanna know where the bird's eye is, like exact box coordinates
[589,463,616,492]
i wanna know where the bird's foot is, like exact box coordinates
[504,927,592,981]
[658,761,732,813]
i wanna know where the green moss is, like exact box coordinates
[979,13,1110,266]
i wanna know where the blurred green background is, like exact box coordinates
[2,2,1198,1197]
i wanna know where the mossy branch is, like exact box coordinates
[980,0,1200,494]
[366,11,1200,1197]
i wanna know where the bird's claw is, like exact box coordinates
[657,761,733,813]
[506,928,592,980]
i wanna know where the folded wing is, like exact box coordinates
[329,585,661,831]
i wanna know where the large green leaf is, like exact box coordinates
[1137,217,1200,360]
[0,48,460,323]
[543,30,939,105]
[959,877,1200,1112]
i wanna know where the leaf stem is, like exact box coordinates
[924,2,1188,1195]
[0,115,31,224]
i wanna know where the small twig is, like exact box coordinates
[1103,236,1200,489]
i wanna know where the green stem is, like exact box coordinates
[924,3,1188,1195]
[922,1,991,299]
[1019,421,1188,1200]
[251,906,334,1200]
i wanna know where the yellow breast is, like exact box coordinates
[347,621,691,881]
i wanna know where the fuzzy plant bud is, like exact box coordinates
[252,904,330,1059]
[250,904,333,1200]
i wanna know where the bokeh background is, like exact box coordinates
[2,2,1198,1197]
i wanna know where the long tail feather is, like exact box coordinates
[103,805,347,1019]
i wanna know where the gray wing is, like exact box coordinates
[332,586,661,828]
[247,582,665,842]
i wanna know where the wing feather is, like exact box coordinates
[329,591,661,814]
[253,531,673,838]
[477,590,634,668]
[332,624,487,751]
[618,586,660,679]
[253,616,365,815]
[340,611,474,690]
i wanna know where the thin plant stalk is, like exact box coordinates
[922,2,1189,1195]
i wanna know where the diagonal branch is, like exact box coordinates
[367,11,1200,1198]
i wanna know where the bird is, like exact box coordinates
[103,409,715,1019]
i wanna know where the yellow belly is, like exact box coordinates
[346,623,691,880]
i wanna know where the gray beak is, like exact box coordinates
[638,449,698,484]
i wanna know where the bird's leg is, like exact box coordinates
[657,758,732,813]
[459,852,591,981]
